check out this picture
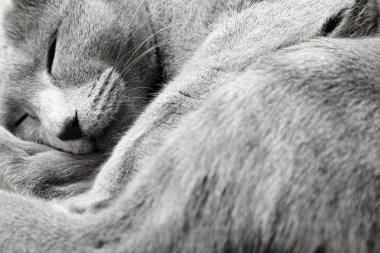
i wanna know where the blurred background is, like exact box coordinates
[0,0,11,44]
[0,0,10,30]
[0,0,11,190]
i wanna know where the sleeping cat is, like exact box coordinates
[1,0,380,252]
[0,0,162,196]
[1,0,161,155]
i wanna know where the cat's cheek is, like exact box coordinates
[12,117,93,155]
[40,131,95,155]
[13,116,41,144]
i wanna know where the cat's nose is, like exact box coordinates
[57,113,83,141]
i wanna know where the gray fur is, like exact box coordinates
[2,0,160,154]
[0,0,380,252]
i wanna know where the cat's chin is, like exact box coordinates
[13,116,95,155]
[42,136,95,155]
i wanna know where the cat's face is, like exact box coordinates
[1,0,160,154]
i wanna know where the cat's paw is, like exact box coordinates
[0,127,56,195]
[0,137,21,191]
[0,127,26,166]
[0,126,20,142]
[0,129,31,192]
[60,190,113,214]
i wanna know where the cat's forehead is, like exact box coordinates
[62,1,131,46]
[6,0,132,42]
[5,0,134,82]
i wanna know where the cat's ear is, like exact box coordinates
[325,0,380,37]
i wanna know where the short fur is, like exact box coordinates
[0,0,380,252]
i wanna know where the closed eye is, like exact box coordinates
[47,30,58,74]
[13,114,29,128]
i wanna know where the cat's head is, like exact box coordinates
[1,0,161,154]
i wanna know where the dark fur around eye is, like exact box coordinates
[47,30,58,74]
[13,114,29,128]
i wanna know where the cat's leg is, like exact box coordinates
[0,126,105,199]
[65,0,369,212]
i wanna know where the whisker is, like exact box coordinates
[128,40,169,69]
[113,37,134,72]
[113,2,174,68]
[132,0,147,20]
[118,39,169,81]
[124,24,176,68]
[129,1,173,40]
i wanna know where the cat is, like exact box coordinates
[0,0,380,252]
[0,0,162,196]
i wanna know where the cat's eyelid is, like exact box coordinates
[47,29,58,75]
[13,114,29,128]
[49,20,62,45]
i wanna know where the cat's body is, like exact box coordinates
[0,0,380,252]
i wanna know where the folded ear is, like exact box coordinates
[331,0,380,37]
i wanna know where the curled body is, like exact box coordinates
[0,0,380,252]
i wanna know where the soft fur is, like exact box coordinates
[0,0,380,252]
